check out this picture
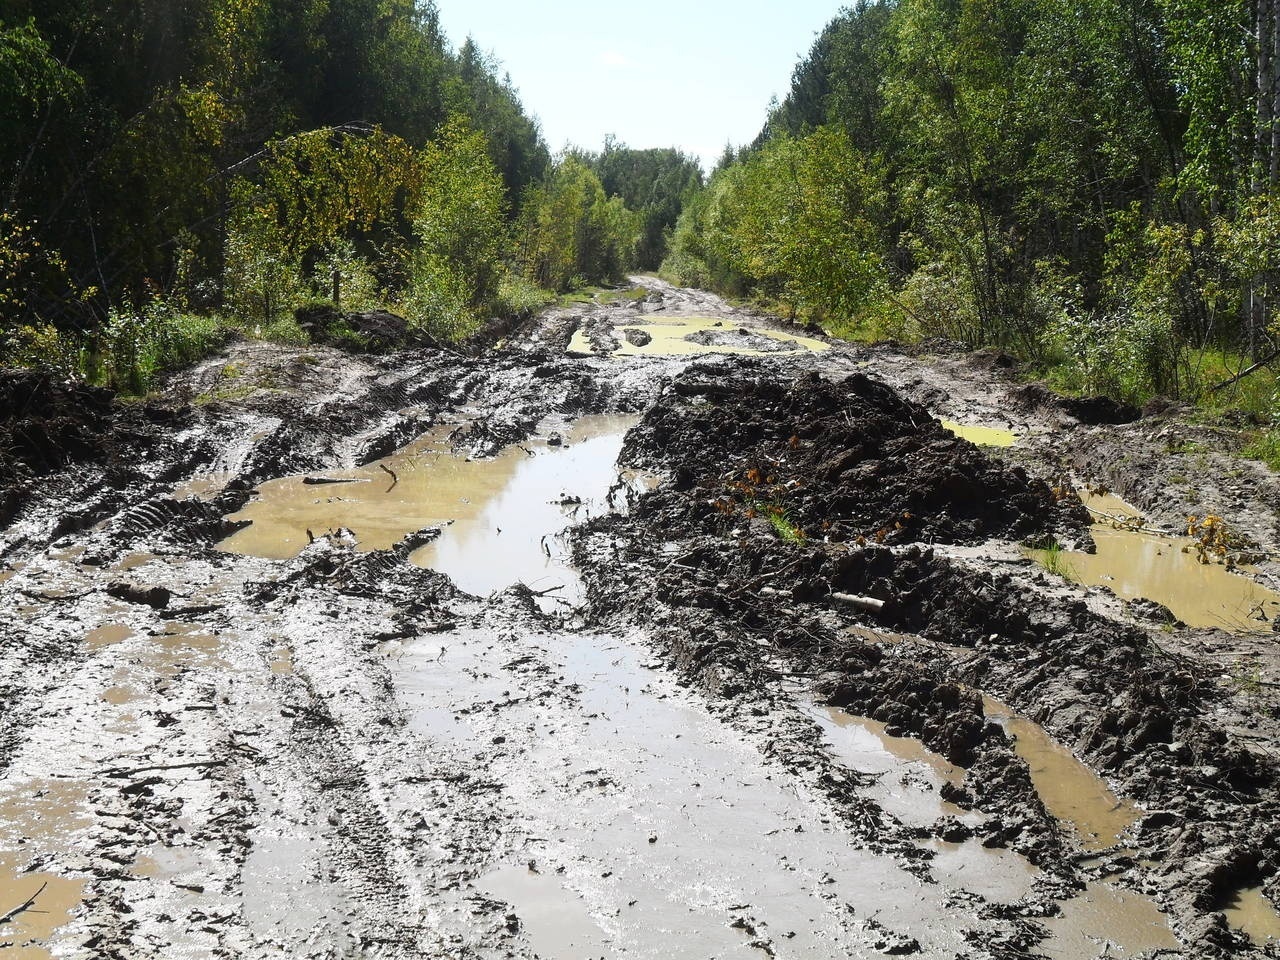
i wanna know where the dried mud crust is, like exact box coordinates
[575,365,1280,957]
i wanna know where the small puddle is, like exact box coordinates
[1221,884,1280,946]
[269,645,294,675]
[220,414,644,604]
[112,552,157,572]
[569,316,829,357]
[812,706,1038,905]
[940,419,1018,447]
[172,471,234,501]
[0,855,84,959]
[983,696,1139,851]
[240,773,353,950]
[1030,492,1280,631]
[816,704,1177,955]
[479,865,611,959]
[1039,880,1181,958]
[84,623,134,650]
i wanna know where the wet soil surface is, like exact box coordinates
[3,278,1280,958]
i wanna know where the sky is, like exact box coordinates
[435,0,845,172]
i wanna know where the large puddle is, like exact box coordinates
[1030,492,1280,631]
[220,414,644,603]
[395,630,1015,956]
[569,316,829,357]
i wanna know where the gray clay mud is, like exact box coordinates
[2,277,1280,958]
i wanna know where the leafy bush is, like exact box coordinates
[494,272,554,319]
[99,300,228,394]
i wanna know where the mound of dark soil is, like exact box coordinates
[624,365,1085,545]
[1011,382,1141,425]
[295,305,419,352]
[0,368,115,481]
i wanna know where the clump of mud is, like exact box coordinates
[624,363,1086,545]
[0,368,115,480]
[0,368,177,529]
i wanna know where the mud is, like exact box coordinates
[2,276,1280,958]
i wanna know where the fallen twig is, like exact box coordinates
[102,758,228,778]
[1208,345,1280,393]
[759,586,885,613]
[302,476,367,486]
[524,584,565,597]
[0,881,48,926]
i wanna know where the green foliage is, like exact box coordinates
[223,126,420,325]
[1242,430,1280,470]
[494,273,555,318]
[0,0,549,333]
[517,157,640,292]
[582,139,703,270]
[664,128,886,320]
[99,300,228,394]
[406,115,508,322]
[672,0,1280,416]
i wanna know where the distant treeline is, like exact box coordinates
[0,0,702,388]
[664,0,1280,403]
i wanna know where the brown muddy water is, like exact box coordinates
[1030,492,1280,631]
[940,420,1018,447]
[569,316,829,358]
[391,628,1014,957]
[811,704,1179,957]
[1222,884,1280,947]
[982,696,1139,851]
[0,780,91,957]
[220,414,644,604]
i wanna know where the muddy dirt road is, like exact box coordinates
[3,279,1280,958]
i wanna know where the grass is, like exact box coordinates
[764,505,806,544]
[1038,540,1077,580]
[1242,429,1280,470]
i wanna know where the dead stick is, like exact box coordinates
[379,463,399,491]
[0,881,48,926]
[103,759,228,778]
[525,584,565,597]
[759,586,885,613]
[1208,345,1280,393]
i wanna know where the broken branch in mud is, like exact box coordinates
[102,758,228,778]
[302,476,367,486]
[0,881,48,926]
[379,463,398,490]
[759,586,885,613]
[524,584,564,597]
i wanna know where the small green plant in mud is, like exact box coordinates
[1027,537,1076,580]
[764,504,805,544]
